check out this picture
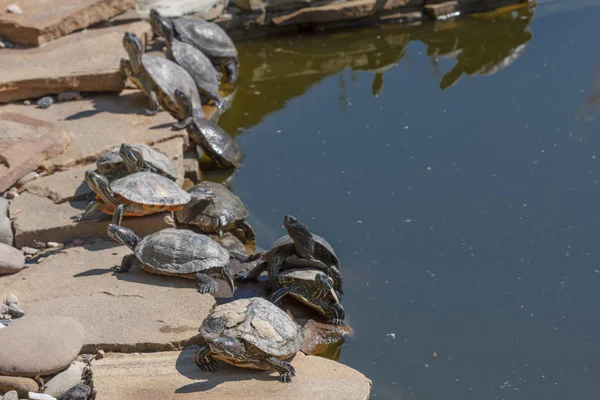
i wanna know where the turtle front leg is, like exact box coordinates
[194,346,219,372]
[261,356,296,383]
[266,250,291,291]
[73,200,102,222]
[195,272,220,294]
[237,261,267,281]
[144,90,159,116]
[114,254,138,273]
[236,220,256,244]
[172,117,193,130]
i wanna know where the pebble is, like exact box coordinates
[72,239,84,246]
[0,244,25,275]
[96,349,105,360]
[28,393,56,400]
[8,303,25,318]
[57,92,79,102]
[21,247,38,256]
[0,376,39,397]
[0,304,8,314]
[3,391,18,400]
[4,191,18,199]
[6,294,18,305]
[37,97,54,109]
[43,361,85,399]
[60,383,91,400]
[17,172,39,187]
[6,4,22,14]
[46,242,61,249]
[24,100,31,105]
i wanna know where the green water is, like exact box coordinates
[217,2,600,398]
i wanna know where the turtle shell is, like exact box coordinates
[190,118,244,168]
[135,228,229,276]
[174,18,238,60]
[111,171,190,206]
[171,40,221,98]
[175,182,248,230]
[141,54,203,119]
[264,233,340,268]
[97,144,178,181]
[200,297,304,358]
[278,268,324,283]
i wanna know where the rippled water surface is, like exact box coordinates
[217,2,600,398]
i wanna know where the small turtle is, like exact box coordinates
[195,297,304,382]
[240,215,343,294]
[107,204,235,294]
[121,32,204,128]
[154,14,225,108]
[96,143,178,181]
[269,268,345,325]
[150,9,239,83]
[174,89,244,169]
[75,170,210,221]
[175,181,256,243]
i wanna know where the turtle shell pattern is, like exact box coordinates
[171,40,221,98]
[264,233,340,268]
[111,171,190,206]
[200,297,305,358]
[97,144,178,180]
[278,268,325,283]
[174,18,238,60]
[192,118,244,167]
[135,228,229,276]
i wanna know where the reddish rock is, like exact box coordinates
[272,0,378,25]
[0,112,70,193]
[301,319,353,357]
[0,0,136,47]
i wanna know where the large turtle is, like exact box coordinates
[96,143,178,181]
[269,268,345,325]
[107,204,236,294]
[240,215,343,294]
[150,9,239,83]
[154,14,225,108]
[195,297,305,382]
[174,89,244,169]
[175,181,256,243]
[121,32,204,127]
[75,170,211,221]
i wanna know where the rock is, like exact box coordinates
[232,0,311,12]
[37,97,54,109]
[16,172,39,187]
[0,376,38,397]
[57,92,79,102]
[96,350,106,360]
[72,239,84,246]
[46,242,61,249]
[9,193,175,248]
[91,348,371,399]
[60,384,91,400]
[183,150,201,183]
[0,0,136,47]
[23,100,31,105]
[4,191,18,199]
[23,164,95,204]
[3,391,18,400]
[6,294,18,305]
[28,394,56,400]
[272,0,377,25]
[424,1,458,19]
[0,304,8,313]
[301,319,352,356]
[0,216,13,246]
[0,316,84,377]
[0,243,24,275]
[0,243,217,352]
[0,22,151,103]
[21,247,38,256]
[0,113,70,193]
[6,4,22,14]
[7,303,25,318]
[0,198,8,216]
[135,0,226,18]
[43,361,85,399]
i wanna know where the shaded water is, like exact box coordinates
[218,2,600,398]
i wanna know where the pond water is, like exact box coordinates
[218,2,600,398]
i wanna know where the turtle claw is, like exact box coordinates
[144,108,158,116]
[197,283,218,294]
[279,371,294,383]
[199,360,219,372]
[332,318,345,326]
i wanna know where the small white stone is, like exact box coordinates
[6,293,18,305]
[46,242,61,249]
[29,393,57,400]
[4,391,19,400]
[6,4,23,14]
[17,172,39,186]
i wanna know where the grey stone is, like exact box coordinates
[0,198,8,216]
[27,394,56,400]
[4,191,18,199]
[43,361,85,399]
[3,391,18,400]
[0,376,38,397]
[60,384,91,400]
[0,243,24,275]
[37,97,54,109]
[0,304,8,313]
[6,294,18,305]
[57,92,79,102]
[21,247,38,256]
[7,304,24,318]
[16,173,39,187]
[0,217,13,246]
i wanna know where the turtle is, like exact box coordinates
[269,268,345,325]
[174,89,244,169]
[154,13,225,108]
[240,215,343,295]
[149,9,239,83]
[96,143,178,181]
[175,181,256,243]
[194,297,305,382]
[74,170,211,221]
[107,204,236,294]
[121,32,204,128]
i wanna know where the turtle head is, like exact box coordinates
[283,215,315,258]
[107,224,140,251]
[149,8,169,37]
[154,12,174,46]
[315,272,340,304]
[85,170,115,205]
[122,32,143,66]
[119,143,145,173]
[174,89,193,120]
[209,337,248,362]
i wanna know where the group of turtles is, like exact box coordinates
[73,11,347,383]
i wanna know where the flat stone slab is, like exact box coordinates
[0,0,135,47]
[0,243,219,352]
[272,0,378,25]
[0,91,189,171]
[0,112,70,192]
[9,192,175,247]
[0,21,151,102]
[92,348,371,400]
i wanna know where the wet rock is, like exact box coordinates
[16,172,39,187]
[0,22,151,103]
[92,349,371,399]
[0,113,70,193]
[36,97,54,109]
[0,0,136,47]
[60,384,91,400]
[7,303,25,318]
[0,243,24,275]
[425,1,458,19]
[0,316,85,377]
[301,319,352,357]
[57,92,80,102]
[3,391,18,400]
[43,361,85,399]
[0,376,38,397]
[272,0,378,25]
[0,243,216,352]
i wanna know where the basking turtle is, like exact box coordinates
[240,215,343,294]
[150,9,239,83]
[195,297,304,382]
[175,181,256,243]
[174,89,244,169]
[269,268,345,325]
[121,32,204,128]
[96,143,177,181]
[154,14,225,108]
[107,204,235,294]
[75,170,210,221]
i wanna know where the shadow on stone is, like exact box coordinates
[65,92,148,121]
